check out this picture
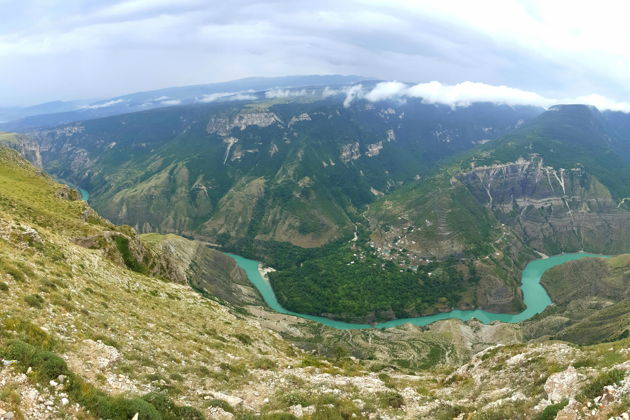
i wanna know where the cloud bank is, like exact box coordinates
[198,92,257,103]
[5,1,630,106]
[265,88,312,99]
[80,99,125,109]
[345,81,630,113]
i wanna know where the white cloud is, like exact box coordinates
[566,94,630,113]
[343,84,364,107]
[264,88,311,98]
[406,81,551,107]
[348,81,630,113]
[160,99,182,105]
[198,92,257,103]
[4,1,630,106]
[80,99,125,109]
[322,86,340,97]
[364,81,407,102]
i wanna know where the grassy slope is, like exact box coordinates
[0,147,299,418]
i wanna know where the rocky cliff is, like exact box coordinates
[460,156,630,254]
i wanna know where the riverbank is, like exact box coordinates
[257,263,276,284]
[228,252,610,330]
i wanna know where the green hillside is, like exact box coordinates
[271,105,630,320]
[12,101,630,322]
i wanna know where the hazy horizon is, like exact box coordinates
[4,1,630,109]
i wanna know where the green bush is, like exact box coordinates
[0,281,8,291]
[2,340,68,381]
[207,398,234,413]
[32,350,68,380]
[2,340,36,365]
[111,397,161,420]
[579,369,625,400]
[176,406,205,419]
[281,392,311,408]
[233,333,253,345]
[3,265,26,282]
[92,334,121,350]
[113,235,148,274]
[537,400,568,420]
[262,414,298,420]
[143,392,204,419]
[253,358,277,370]
[1,335,202,420]
[2,318,55,350]
[300,355,326,368]
[24,294,44,308]
[378,391,404,408]
[312,406,345,420]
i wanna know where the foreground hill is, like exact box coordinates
[0,146,629,419]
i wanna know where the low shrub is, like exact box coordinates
[1,335,202,420]
[31,350,67,380]
[378,391,404,408]
[253,358,277,370]
[2,340,36,365]
[2,318,55,350]
[300,355,326,368]
[207,398,234,413]
[143,392,204,419]
[281,392,311,408]
[579,369,625,400]
[4,267,25,282]
[24,294,44,308]
[233,333,253,345]
[537,399,568,420]
[262,414,298,420]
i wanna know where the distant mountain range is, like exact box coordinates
[0,74,366,131]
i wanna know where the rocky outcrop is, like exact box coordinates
[207,112,280,135]
[544,366,582,402]
[365,141,383,157]
[141,234,257,306]
[288,112,311,126]
[340,142,360,163]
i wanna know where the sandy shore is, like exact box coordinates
[258,263,276,282]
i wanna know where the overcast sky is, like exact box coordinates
[3,0,630,107]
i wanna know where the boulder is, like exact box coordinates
[544,366,581,403]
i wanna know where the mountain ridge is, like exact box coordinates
[0,75,368,131]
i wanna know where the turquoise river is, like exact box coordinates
[227,252,608,330]
[73,188,606,330]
